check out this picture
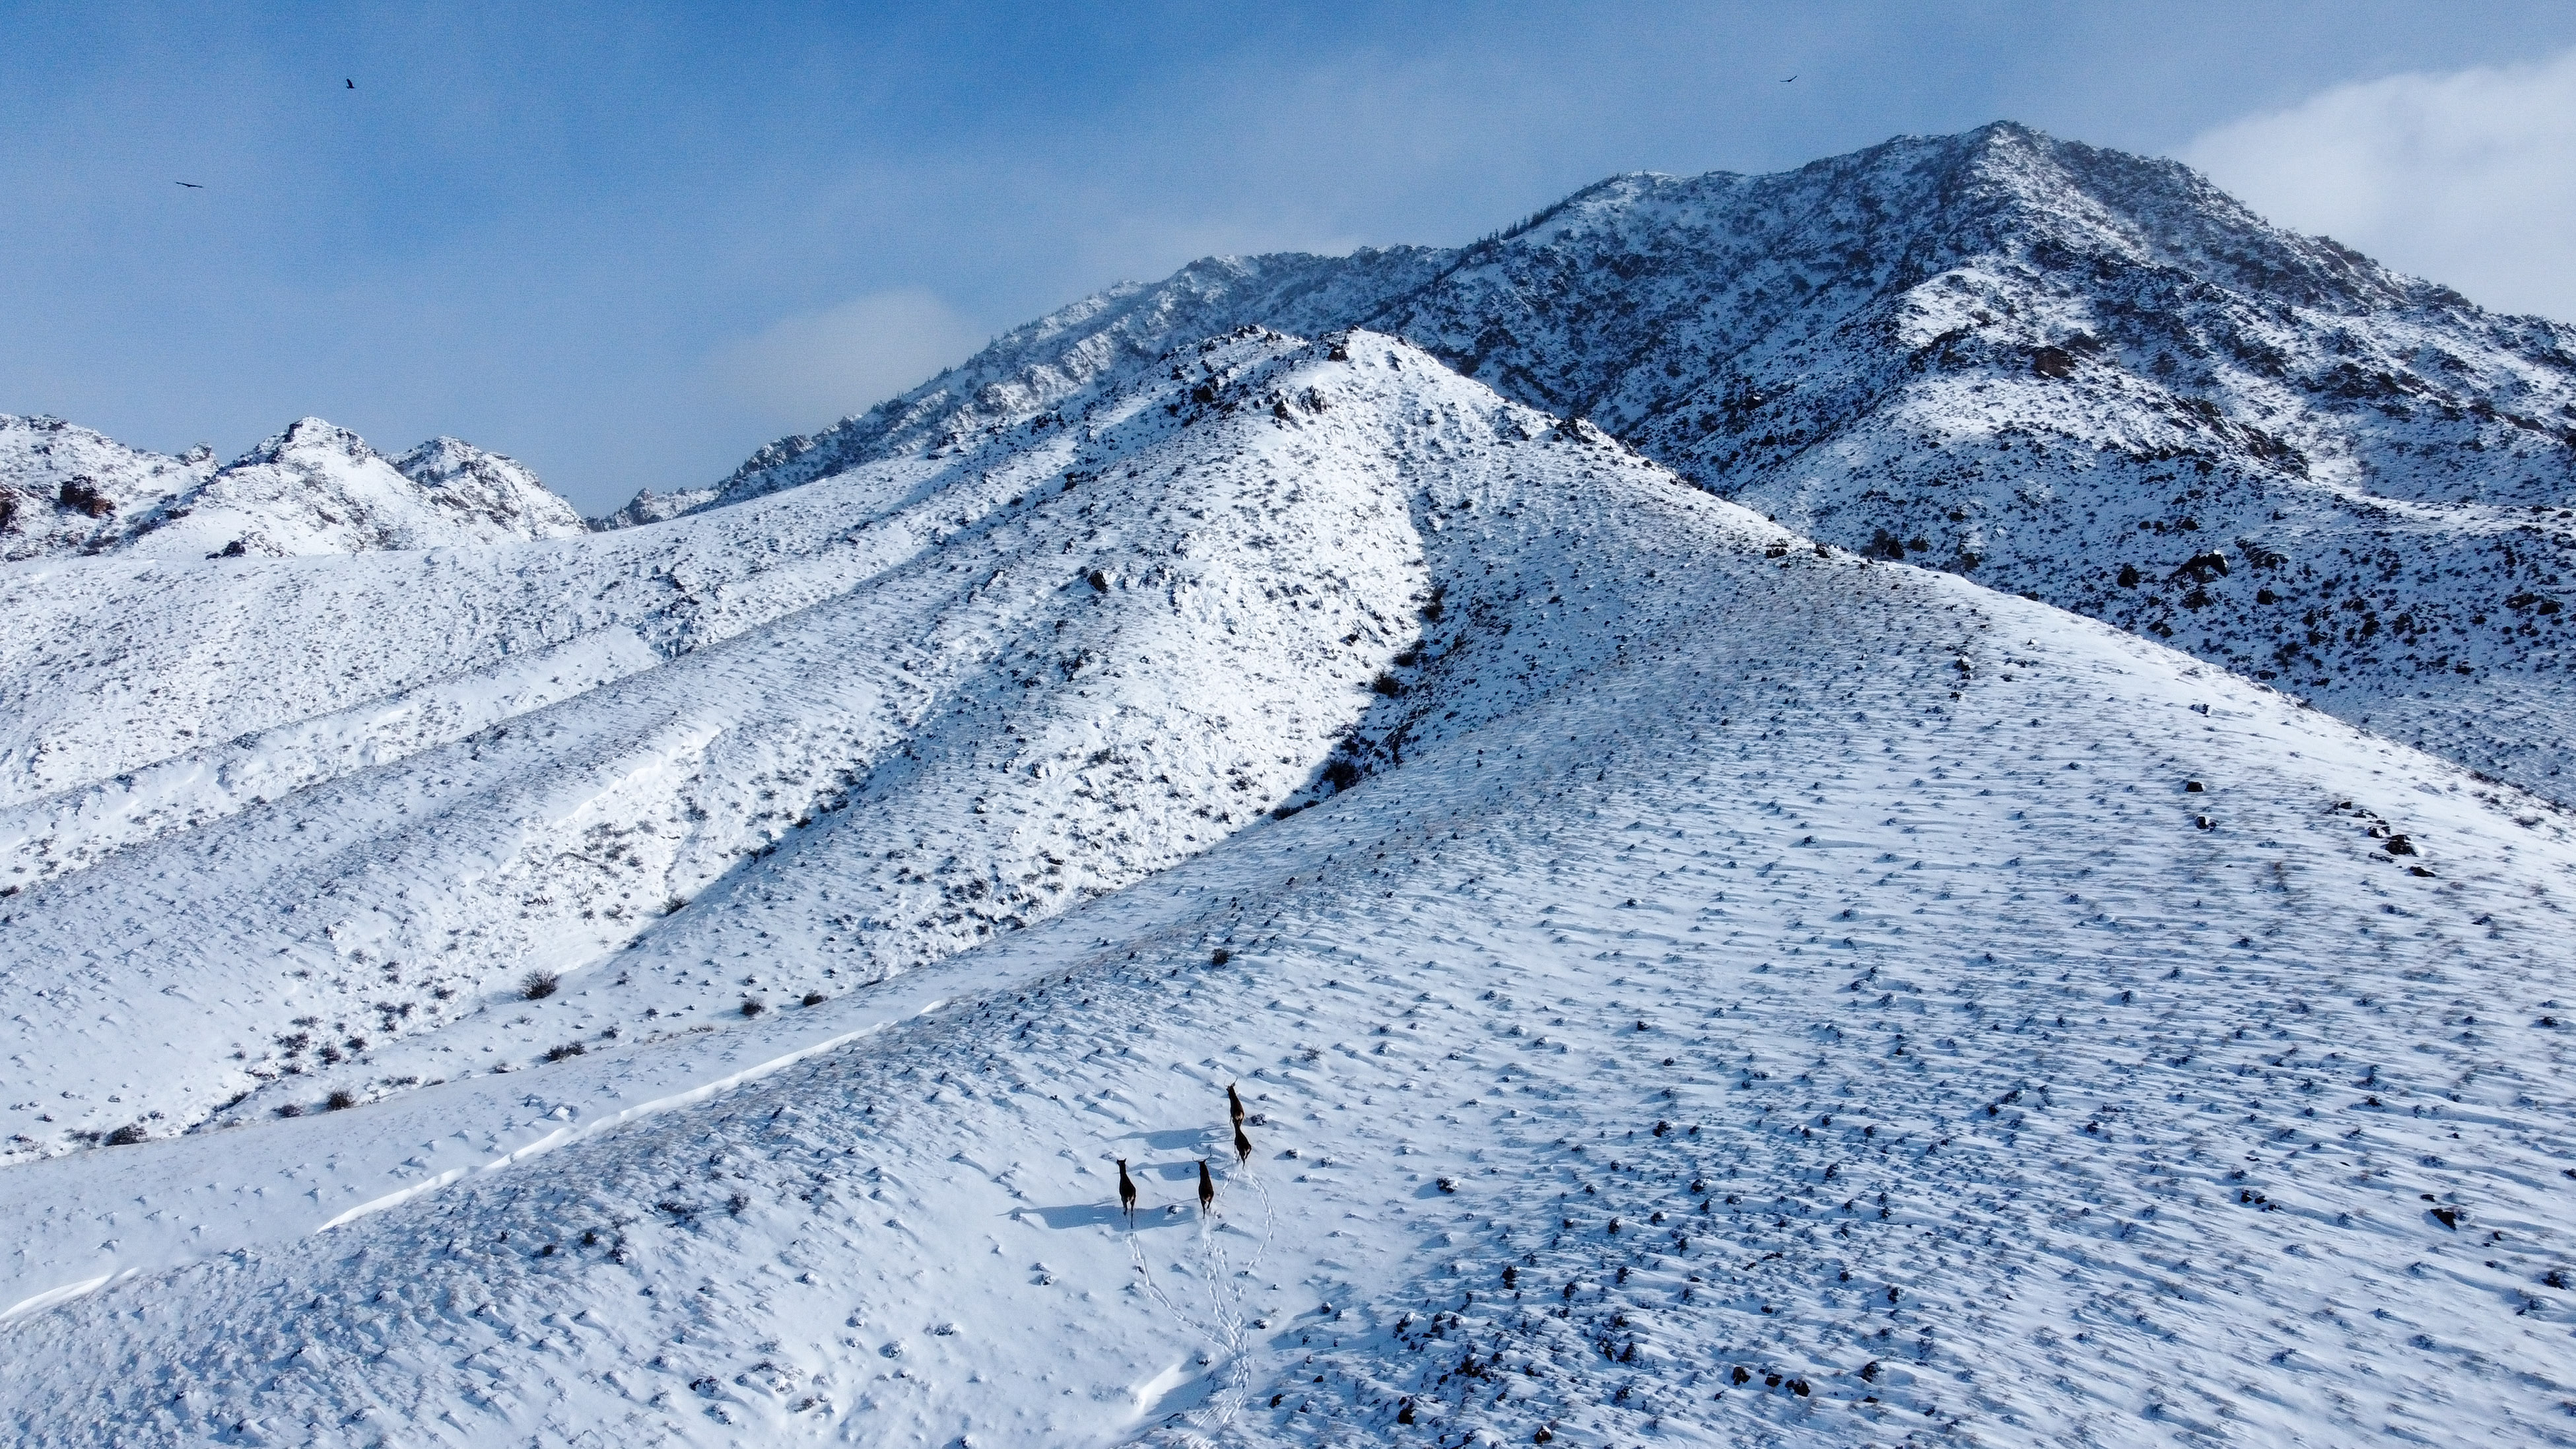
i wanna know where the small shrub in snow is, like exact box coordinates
[801,991,825,1006]
[545,1042,586,1061]
[521,970,559,1000]
[104,1123,148,1146]
[325,1089,356,1111]
[741,997,765,1018]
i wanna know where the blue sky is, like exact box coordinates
[7,3,2574,514]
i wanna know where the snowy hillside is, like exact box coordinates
[1,329,1461,1150]
[637,123,2576,804]
[0,415,584,561]
[3,328,2575,1447]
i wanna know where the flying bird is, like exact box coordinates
[345,79,355,88]
[174,181,204,189]
[1782,75,1797,83]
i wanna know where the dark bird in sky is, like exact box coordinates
[174,181,204,189]
[1782,75,1797,83]
[345,79,355,88]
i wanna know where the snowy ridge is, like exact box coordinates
[0,416,584,561]
[680,248,1452,513]
[636,122,2576,802]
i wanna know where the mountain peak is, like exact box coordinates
[603,121,2575,803]
[2,415,586,560]
[238,415,378,467]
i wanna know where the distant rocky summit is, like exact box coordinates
[0,414,584,561]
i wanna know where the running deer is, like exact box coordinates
[1198,1159,1215,1214]
[1117,1159,1138,1224]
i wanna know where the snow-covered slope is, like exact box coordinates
[0,329,1553,1149]
[4,328,2575,1447]
[0,416,584,560]
[638,123,2576,803]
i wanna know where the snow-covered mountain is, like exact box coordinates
[0,415,585,560]
[4,325,2573,1448]
[634,122,2576,801]
[5,126,2575,1449]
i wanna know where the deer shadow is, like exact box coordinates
[1015,1200,1203,1230]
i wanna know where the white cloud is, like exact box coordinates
[707,288,984,428]
[2181,48,2576,323]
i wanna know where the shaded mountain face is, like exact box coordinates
[650,121,2576,797]
[0,416,584,561]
